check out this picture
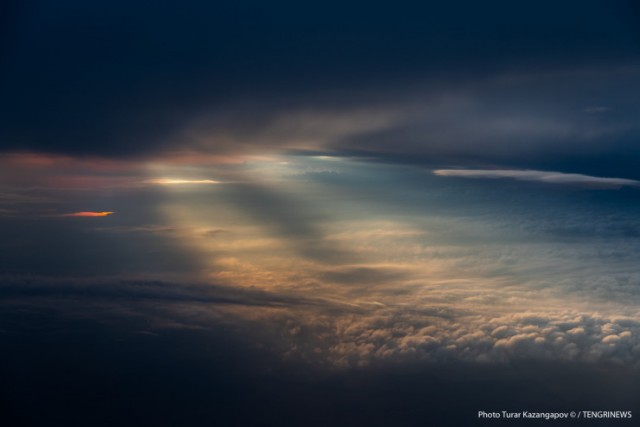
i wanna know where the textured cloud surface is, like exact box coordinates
[3,155,639,371]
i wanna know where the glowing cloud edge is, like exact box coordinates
[62,211,115,217]
[433,169,640,187]
[145,179,219,185]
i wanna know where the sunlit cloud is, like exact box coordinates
[146,178,219,185]
[433,169,640,188]
[62,211,115,217]
[4,152,640,370]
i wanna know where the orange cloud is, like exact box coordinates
[62,211,115,217]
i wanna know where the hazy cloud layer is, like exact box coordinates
[433,169,640,188]
[2,156,640,370]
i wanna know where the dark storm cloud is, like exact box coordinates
[1,0,638,157]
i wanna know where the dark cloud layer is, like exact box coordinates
[1,299,639,427]
[0,276,359,313]
[1,0,638,160]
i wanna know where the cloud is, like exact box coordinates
[92,224,180,234]
[146,179,219,185]
[62,211,115,218]
[272,307,640,368]
[0,276,363,325]
[4,289,639,427]
[1,0,637,167]
[62,211,115,217]
[321,265,414,285]
[433,169,640,188]
[1,150,639,371]
[0,190,56,205]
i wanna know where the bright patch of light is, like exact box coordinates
[147,179,219,185]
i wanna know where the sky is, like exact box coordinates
[2,1,640,426]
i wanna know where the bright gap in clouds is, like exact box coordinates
[146,179,219,185]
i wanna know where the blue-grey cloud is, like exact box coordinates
[0,276,360,313]
[433,168,640,188]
